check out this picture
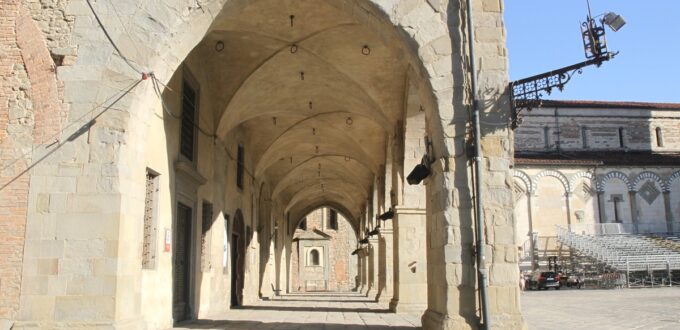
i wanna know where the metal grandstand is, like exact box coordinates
[556,224,680,287]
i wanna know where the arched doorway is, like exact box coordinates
[231,209,246,307]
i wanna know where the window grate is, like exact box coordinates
[142,170,159,269]
[180,80,197,161]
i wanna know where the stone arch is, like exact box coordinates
[569,171,596,193]
[599,171,633,192]
[533,170,570,195]
[513,170,533,194]
[16,0,524,328]
[633,171,666,192]
[666,171,680,190]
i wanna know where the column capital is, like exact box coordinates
[393,206,426,215]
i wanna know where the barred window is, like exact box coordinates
[201,201,213,271]
[142,170,160,269]
[180,80,198,162]
[236,144,244,189]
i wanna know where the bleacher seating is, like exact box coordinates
[556,226,680,272]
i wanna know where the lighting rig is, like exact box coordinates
[510,2,626,129]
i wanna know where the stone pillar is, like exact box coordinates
[367,237,380,298]
[390,207,427,313]
[663,191,673,233]
[629,191,638,233]
[565,192,573,229]
[376,224,394,303]
[526,193,538,270]
[359,250,368,293]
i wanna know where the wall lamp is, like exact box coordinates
[378,208,394,220]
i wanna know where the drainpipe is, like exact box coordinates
[465,0,491,328]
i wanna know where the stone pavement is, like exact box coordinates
[172,292,421,329]
[522,287,680,329]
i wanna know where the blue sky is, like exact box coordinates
[504,1,680,102]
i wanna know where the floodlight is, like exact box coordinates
[407,164,431,185]
[603,12,626,32]
[378,208,394,220]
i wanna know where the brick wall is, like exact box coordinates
[0,1,30,320]
[0,1,65,320]
[290,207,357,292]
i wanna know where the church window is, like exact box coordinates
[581,126,588,149]
[656,127,664,147]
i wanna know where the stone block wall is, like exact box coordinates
[515,105,680,152]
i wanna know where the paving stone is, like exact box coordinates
[522,287,680,330]
[172,293,421,330]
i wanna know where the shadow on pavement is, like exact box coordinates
[175,319,418,329]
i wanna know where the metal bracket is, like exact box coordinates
[509,53,616,129]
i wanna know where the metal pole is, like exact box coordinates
[465,0,491,328]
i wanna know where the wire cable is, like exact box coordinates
[149,74,258,180]
[0,79,143,190]
[86,0,144,75]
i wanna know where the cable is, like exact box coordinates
[0,79,143,190]
[109,0,144,67]
[86,0,144,75]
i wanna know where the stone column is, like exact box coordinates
[526,193,538,270]
[629,191,639,233]
[663,191,673,233]
[390,207,427,313]
[565,192,573,229]
[367,237,380,298]
[376,223,394,303]
[358,251,367,293]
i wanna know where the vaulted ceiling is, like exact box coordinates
[186,0,414,227]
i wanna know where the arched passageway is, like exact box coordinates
[10,0,523,329]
